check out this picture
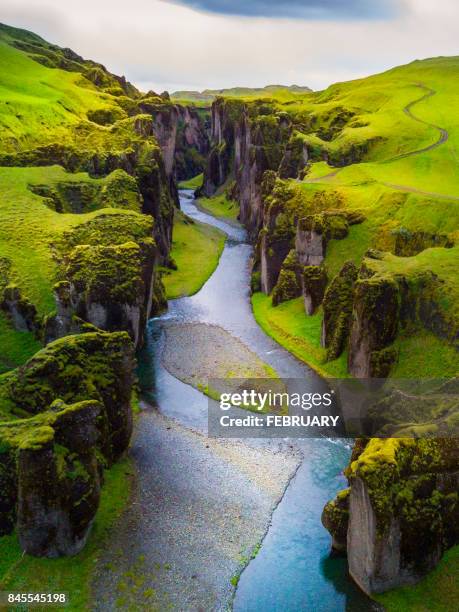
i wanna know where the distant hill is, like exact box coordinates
[171,84,312,103]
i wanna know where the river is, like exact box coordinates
[138,190,377,611]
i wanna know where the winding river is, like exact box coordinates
[138,190,377,611]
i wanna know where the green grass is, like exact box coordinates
[197,193,240,222]
[0,31,117,153]
[376,545,459,612]
[392,332,459,378]
[0,313,42,374]
[178,173,203,190]
[251,293,348,378]
[0,457,134,611]
[162,210,225,299]
[0,165,152,373]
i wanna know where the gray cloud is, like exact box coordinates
[1,0,458,93]
[162,0,398,20]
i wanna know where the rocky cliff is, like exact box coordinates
[198,85,458,599]
[0,23,178,558]
[201,98,294,236]
[323,437,459,594]
[0,331,134,556]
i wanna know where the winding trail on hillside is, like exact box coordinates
[305,83,454,199]
[383,84,448,163]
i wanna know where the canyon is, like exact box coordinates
[0,21,457,610]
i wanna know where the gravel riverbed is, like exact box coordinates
[93,405,301,611]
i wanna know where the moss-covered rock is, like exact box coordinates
[1,285,39,333]
[46,213,158,348]
[341,438,459,594]
[271,250,302,306]
[348,266,400,378]
[0,399,102,556]
[322,261,357,361]
[0,329,135,556]
[391,227,454,257]
[321,488,349,553]
[3,331,134,461]
[302,265,328,315]
[278,134,309,179]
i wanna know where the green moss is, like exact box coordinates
[322,261,357,360]
[272,250,302,306]
[347,438,458,534]
[178,173,203,190]
[321,488,350,551]
[66,240,153,305]
[197,193,239,221]
[0,457,134,610]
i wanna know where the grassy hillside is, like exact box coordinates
[239,56,459,379]
[171,84,311,105]
[0,23,174,373]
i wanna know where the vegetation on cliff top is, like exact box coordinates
[218,56,459,381]
[0,23,175,373]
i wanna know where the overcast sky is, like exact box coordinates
[2,0,458,92]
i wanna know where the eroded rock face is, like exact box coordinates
[258,179,299,294]
[344,439,459,594]
[296,212,349,267]
[323,438,459,595]
[278,135,309,179]
[63,241,157,349]
[302,265,327,315]
[1,285,39,333]
[321,488,349,553]
[0,330,135,557]
[8,331,135,461]
[322,261,357,361]
[271,250,303,306]
[348,274,399,378]
[201,98,292,236]
[44,214,161,349]
[17,401,102,557]
[348,249,456,378]
[174,105,210,181]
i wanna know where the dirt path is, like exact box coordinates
[381,181,459,201]
[383,84,448,163]
[304,83,454,199]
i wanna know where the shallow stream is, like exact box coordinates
[138,190,376,611]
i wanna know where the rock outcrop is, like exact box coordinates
[174,105,210,181]
[271,250,303,306]
[321,261,357,361]
[0,23,176,562]
[302,265,328,315]
[347,250,454,378]
[323,438,459,594]
[1,285,39,333]
[44,213,161,348]
[296,212,349,266]
[201,98,292,236]
[0,331,135,556]
[321,488,349,553]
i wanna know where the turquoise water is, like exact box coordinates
[139,191,377,612]
[234,439,378,612]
